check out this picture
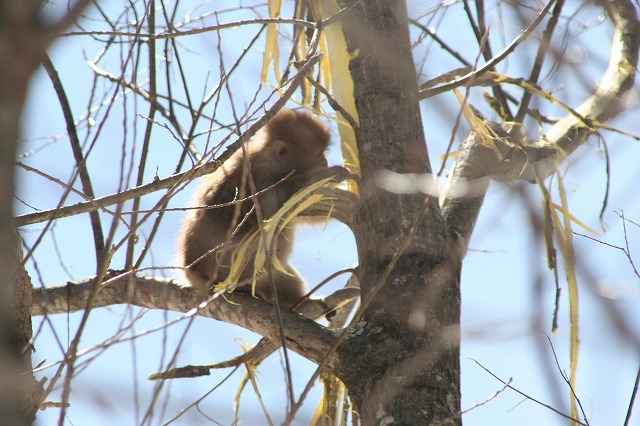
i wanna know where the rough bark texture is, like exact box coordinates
[1,2,93,423]
[6,243,39,425]
[33,274,347,371]
[337,1,461,423]
[0,5,44,424]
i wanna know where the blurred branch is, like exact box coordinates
[0,1,95,421]
[42,0,95,43]
[441,0,639,252]
[503,0,639,181]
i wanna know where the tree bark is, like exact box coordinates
[0,2,93,422]
[337,1,461,423]
[0,4,45,423]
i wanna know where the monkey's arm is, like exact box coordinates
[258,165,353,217]
[289,165,353,188]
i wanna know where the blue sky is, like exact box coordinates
[16,1,640,424]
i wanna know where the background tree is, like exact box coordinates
[7,0,640,424]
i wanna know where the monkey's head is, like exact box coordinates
[255,109,331,176]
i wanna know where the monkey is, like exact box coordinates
[178,109,350,311]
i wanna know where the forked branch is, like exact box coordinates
[442,0,639,249]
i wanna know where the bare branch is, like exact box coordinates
[497,0,639,181]
[15,160,220,226]
[146,287,360,380]
[42,53,105,263]
[441,1,638,179]
[15,52,325,227]
[62,18,315,39]
[472,359,588,426]
[32,273,346,371]
[440,129,494,253]
[441,0,639,251]
[418,0,556,99]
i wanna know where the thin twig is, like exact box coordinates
[514,0,565,124]
[62,18,315,39]
[126,4,157,271]
[221,23,326,409]
[42,53,105,264]
[88,61,197,160]
[15,53,323,228]
[431,379,512,426]
[472,359,588,425]
[162,366,240,425]
[303,76,359,131]
[419,0,557,99]
[574,228,640,280]
[543,334,589,425]
[408,18,471,67]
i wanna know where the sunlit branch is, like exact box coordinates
[32,273,349,372]
[440,0,639,253]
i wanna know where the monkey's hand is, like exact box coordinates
[324,165,358,183]
[296,165,356,187]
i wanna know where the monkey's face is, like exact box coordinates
[261,109,331,174]
[272,138,329,176]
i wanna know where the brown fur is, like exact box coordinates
[178,109,349,309]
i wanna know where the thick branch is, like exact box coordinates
[418,0,556,100]
[32,273,345,372]
[442,0,639,247]
[440,130,494,253]
[15,161,219,226]
[521,0,639,181]
[514,2,636,181]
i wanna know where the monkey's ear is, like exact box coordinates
[273,140,288,157]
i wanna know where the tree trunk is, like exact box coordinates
[0,6,42,423]
[336,1,462,423]
[1,2,92,422]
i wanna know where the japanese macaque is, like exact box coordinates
[178,109,350,310]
